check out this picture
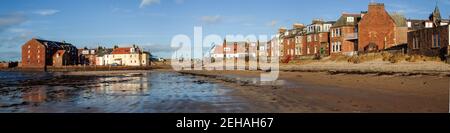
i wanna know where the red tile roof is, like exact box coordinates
[111,47,131,54]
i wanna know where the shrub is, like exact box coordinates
[388,53,406,63]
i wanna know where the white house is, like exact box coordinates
[96,46,149,66]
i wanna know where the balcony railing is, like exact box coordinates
[344,33,358,40]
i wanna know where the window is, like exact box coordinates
[426,22,433,28]
[338,42,341,52]
[224,47,231,52]
[296,36,302,43]
[296,47,302,55]
[337,28,341,37]
[432,33,440,48]
[307,47,310,54]
[332,43,335,52]
[331,29,334,37]
[347,17,354,23]
[314,46,317,54]
[413,36,420,49]
[307,35,312,42]
[437,33,440,47]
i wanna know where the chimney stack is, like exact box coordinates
[368,2,384,13]
[278,27,287,34]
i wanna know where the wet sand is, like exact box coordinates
[0,69,448,113]
[0,70,263,113]
[179,70,449,113]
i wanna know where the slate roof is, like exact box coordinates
[332,13,361,27]
[96,48,113,57]
[390,13,407,27]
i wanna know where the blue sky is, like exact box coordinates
[0,0,449,60]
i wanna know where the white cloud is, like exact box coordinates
[200,15,222,24]
[33,9,60,16]
[140,0,161,8]
[0,13,27,32]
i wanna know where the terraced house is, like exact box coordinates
[305,19,334,57]
[330,13,362,56]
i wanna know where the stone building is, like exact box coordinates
[406,6,449,32]
[358,3,408,53]
[408,25,449,60]
[407,6,450,61]
[78,48,97,66]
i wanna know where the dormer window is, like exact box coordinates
[407,22,412,28]
[347,17,354,23]
[224,47,231,52]
[425,22,433,28]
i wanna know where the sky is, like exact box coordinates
[0,0,449,61]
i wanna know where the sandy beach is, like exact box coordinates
[1,65,448,113]
[179,70,449,112]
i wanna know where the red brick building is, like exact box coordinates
[358,3,408,52]
[330,13,361,56]
[21,38,78,68]
[281,29,296,57]
[305,19,334,57]
[294,24,307,58]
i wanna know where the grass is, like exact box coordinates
[326,52,443,64]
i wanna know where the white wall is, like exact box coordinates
[96,53,148,66]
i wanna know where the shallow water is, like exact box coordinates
[0,71,254,113]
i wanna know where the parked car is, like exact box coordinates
[157,58,166,62]
[111,63,120,66]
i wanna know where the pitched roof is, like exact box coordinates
[407,19,429,30]
[34,38,75,49]
[111,47,132,54]
[390,13,407,27]
[96,48,113,57]
[332,13,361,27]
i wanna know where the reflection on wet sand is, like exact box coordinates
[0,71,254,113]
